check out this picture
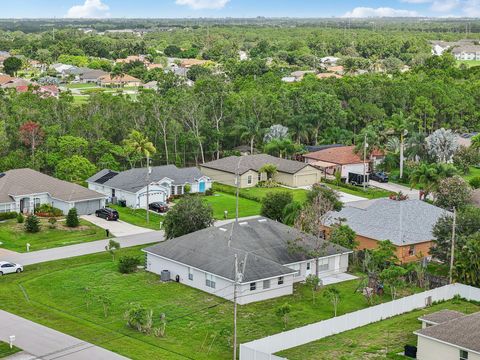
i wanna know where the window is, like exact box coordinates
[111,189,116,198]
[171,186,175,195]
[460,350,469,360]
[318,259,329,272]
[278,277,284,285]
[188,267,193,281]
[263,280,270,289]
[177,186,183,195]
[408,245,415,256]
[291,264,301,277]
[205,273,216,289]
[247,175,252,185]
[34,198,41,209]
[250,282,256,291]
[306,262,311,270]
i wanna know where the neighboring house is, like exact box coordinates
[303,145,384,179]
[0,168,106,215]
[147,63,163,71]
[324,198,450,263]
[16,84,59,98]
[74,68,109,83]
[320,56,340,65]
[455,132,479,148]
[179,59,208,68]
[97,74,142,87]
[317,72,342,79]
[143,217,352,304]
[326,65,345,74]
[452,45,480,61]
[142,80,158,90]
[200,154,322,188]
[87,165,212,208]
[115,55,150,65]
[415,311,480,360]
[0,75,15,87]
[233,145,259,156]
[50,63,77,77]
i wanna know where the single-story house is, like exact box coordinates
[0,168,106,215]
[200,154,322,188]
[115,55,150,65]
[324,198,450,263]
[317,72,343,79]
[77,68,109,83]
[415,311,480,360]
[233,145,259,156]
[180,59,208,68]
[452,45,480,61]
[87,165,212,208]
[97,74,142,87]
[303,145,384,179]
[143,217,352,304]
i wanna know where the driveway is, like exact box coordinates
[369,180,420,199]
[337,192,366,203]
[82,215,153,237]
[0,310,128,360]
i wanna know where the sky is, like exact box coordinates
[1,0,479,18]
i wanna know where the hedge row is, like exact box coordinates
[0,212,18,221]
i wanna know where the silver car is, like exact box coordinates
[0,261,23,275]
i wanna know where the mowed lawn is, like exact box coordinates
[278,300,480,360]
[110,205,164,230]
[0,341,21,358]
[325,183,392,200]
[0,218,107,253]
[213,183,309,204]
[204,192,261,219]
[0,249,419,360]
[462,166,480,182]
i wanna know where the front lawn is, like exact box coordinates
[204,192,261,219]
[0,218,108,253]
[213,183,309,204]
[277,299,480,359]
[0,249,421,360]
[325,183,392,200]
[0,341,21,358]
[109,205,163,230]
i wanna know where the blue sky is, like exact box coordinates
[1,0,479,18]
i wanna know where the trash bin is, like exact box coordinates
[119,200,127,207]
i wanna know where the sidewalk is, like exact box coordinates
[0,231,163,266]
[0,310,129,360]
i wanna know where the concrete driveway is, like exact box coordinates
[82,215,153,237]
[369,180,420,199]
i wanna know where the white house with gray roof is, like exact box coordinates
[143,218,352,304]
[87,165,212,208]
[0,168,106,215]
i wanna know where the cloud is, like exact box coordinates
[175,0,230,9]
[66,0,110,18]
[463,0,480,16]
[342,7,420,17]
[431,0,460,12]
[402,0,477,14]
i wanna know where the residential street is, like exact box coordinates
[0,310,129,360]
[0,231,163,265]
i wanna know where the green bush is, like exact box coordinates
[35,204,63,217]
[118,256,142,274]
[17,213,24,224]
[205,188,215,196]
[469,176,480,189]
[66,208,79,228]
[0,212,18,221]
[261,191,293,221]
[24,214,40,233]
[48,217,57,229]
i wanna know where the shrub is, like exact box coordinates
[256,179,278,188]
[48,217,57,229]
[17,213,24,224]
[261,191,293,221]
[66,208,79,228]
[205,188,215,196]
[0,212,17,221]
[118,256,141,274]
[35,204,63,217]
[469,176,480,189]
[184,184,191,194]
[24,214,40,233]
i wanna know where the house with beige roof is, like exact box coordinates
[0,168,106,215]
[97,74,142,87]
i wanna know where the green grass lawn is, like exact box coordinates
[325,183,392,200]
[462,166,480,182]
[109,205,164,231]
[0,341,21,358]
[66,83,99,89]
[0,218,108,253]
[457,60,480,68]
[0,248,420,360]
[213,183,309,204]
[277,299,480,359]
[204,192,262,219]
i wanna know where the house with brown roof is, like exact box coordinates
[0,169,106,215]
[97,74,142,87]
[200,154,322,188]
[179,59,209,68]
[415,310,480,360]
[303,145,384,179]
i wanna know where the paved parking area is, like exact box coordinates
[81,215,153,237]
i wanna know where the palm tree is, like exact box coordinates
[410,163,438,199]
[471,134,480,149]
[405,131,426,162]
[385,112,409,179]
[123,130,156,167]
[287,116,311,144]
[234,118,263,154]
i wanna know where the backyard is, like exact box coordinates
[0,248,421,360]
[277,299,480,359]
[0,218,108,253]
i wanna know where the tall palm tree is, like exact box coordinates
[287,116,311,144]
[234,118,263,154]
[410,163,438,199]
[124,130,156,167]
[385,112,409,179]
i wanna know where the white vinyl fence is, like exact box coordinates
[240,284,480,360]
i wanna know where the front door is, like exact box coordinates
[199,181,206,193]
[305,262,312,277]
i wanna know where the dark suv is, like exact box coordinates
[370,171,389,183]
[149,202,169,213]
[95,207,119,221]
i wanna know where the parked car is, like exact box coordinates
[370,171,389,183]
[0,261,23,276]
[95,207,119,221]
[149,202,169,213]
[348,172,369,186]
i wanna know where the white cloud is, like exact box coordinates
[464,0,480,16]
[342,7,419,17]
[66,0,110,18]
[431,0,460,12]
[175,0,230,9]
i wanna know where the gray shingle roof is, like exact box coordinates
[419,310,465,325]
[201,154,309,175]
[87,165,206,193]
[325,199,451,246]
[415,312,480,353]
[0,168,105,204]
[143,218,350,283]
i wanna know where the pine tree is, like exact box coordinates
[66,208,79,228]
[24,215,40,233]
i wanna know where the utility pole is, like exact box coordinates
[363,133,368,191]
[449,207,456,284]
[146,156,151,224]
[233,254,238,360]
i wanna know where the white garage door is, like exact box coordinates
[138,191,166,208]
